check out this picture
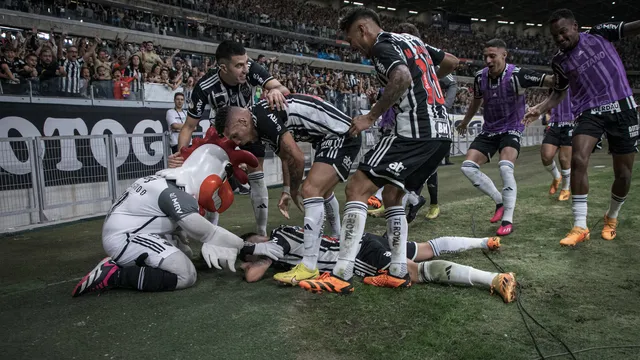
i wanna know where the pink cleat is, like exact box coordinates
[490,205,504,223]
[72,257,120,297]
[497,222,513,236]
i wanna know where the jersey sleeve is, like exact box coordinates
[426,44,445,66]
[252,103,288,154]
[187,84,208,119]
[247,59,274,87]
[473,72,483,99]
[515,68,547,88]
[587,22,624,42]
[371,41,407,78]
[157,186,200,221]
[551,59,570,92]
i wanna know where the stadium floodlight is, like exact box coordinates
[387,7,396,11]
[471,18,479,21]
[581,26,592,30]
[537,23,542,26]
[526,23,535,26]
[501,6,504,9]
[377,5,386,9]
[343,0,349,3]
[498,20,509,24]
[352,1,363,5]
[409,10,418,14]
[480,18,487,22]
[509,21,514,24]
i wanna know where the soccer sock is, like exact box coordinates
[333,201,368,281]
[205,211,219,226]
[561,169,571,191]
[545,160,561,179]
[572,194,588,228]
[428,236,488,257]
[385,206,408,278]
[248,172,268,236]
[374,187,383,201]
[427,172,438,205]
[323,193,341,238]
[606,192,626,219]
[498,160,517,224]
[116,266,178,292]
[301,197,325,270]
[418,260,497,288]
[461,160,503,205]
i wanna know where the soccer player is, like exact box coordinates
[299,8,459,294]
[239,225,516,303]
[71,133,283,297]
[168,40,290,237]
[524,10,640,245]
[456,39,554,236]
[541,89,574,201]
[215,94,361,285]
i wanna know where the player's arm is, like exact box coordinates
[277,132,305,217]
[517,67,554,89]
[239,236,287,282]
[523,62,568,125]
[249,60,289,110]
[589,21,640,41]
[170,86,207,167]
[436,53,459,79]
[623,21,640,37]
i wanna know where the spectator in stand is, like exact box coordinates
[0,45,23,86]
[165,92,188,153]
[58,34,97,97]
[124,54,144,100]
[93,47,113,80]
[137,41,165,73]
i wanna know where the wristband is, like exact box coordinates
[282,186,291,195]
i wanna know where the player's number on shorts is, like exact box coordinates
[415,56,445,106]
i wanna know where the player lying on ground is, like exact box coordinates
[71,130,283,297]
[238,225,516,303]
[215,94,361,285]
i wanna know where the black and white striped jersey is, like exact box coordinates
[252,94,351,154]
[59,58,84,94]
[269,225,341,272]
[371,32,450,141]
[187,58,274,120]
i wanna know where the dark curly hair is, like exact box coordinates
[214,105,232,135]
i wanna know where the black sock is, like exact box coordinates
[501,220,512,227]
[427,173,438,205]
[117,266,178,292]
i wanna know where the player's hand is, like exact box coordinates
[349,114,375,137]
[456,122,468,136]
[523,104,543,126]
[278,192,292,219]
[168,152,184,168]
[201,242,239,272]
[266,88,287,111]
[252,241,284,261]
[290,189,304,213]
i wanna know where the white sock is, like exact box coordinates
[248,172,268,236]
[461,160,503,205]
[498,160,517,224]
[406,191,420,206]
[374,187,383,201]
[324,193,341,238]
[572,194,588,228]
[418,260,497,288]
[301,197,325,270]
[545,161,561,179]
[561,169,571,190]
[332,201,368,280]
[205,211,219,226]
[385,206,408,278]
[606,193,626,219]
[428,236,488,257]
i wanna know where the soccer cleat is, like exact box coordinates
[486,237,501,251]
[367,196,382,209]
[407,196,427,223]
[273,263,319,285]
[558,189,571,201]
[367,206,385,218]
[601,215,618,241]
[497,222,513,236]
[363,270,412,288]
[490,205,504,223]
[491,272,517,303]
[298,272,354,294]
[549,177,561,195]
[72,257,120,297]
[424,204,440,220]
[559,226,590,246]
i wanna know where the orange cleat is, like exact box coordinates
[363,270,412,288]
[559,226,590,246]
[558,189,571,201]
[486,237,501,251]
[298,272,354,295]
[491,272,517,303]
[601,215,618,241]
[549,178,561,195]
[367,196,382,209]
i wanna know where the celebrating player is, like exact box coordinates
[215,94,361,285]
[299,8,459,294]
[239,225,516,303]
[71,130,282,297]
[169,40,290,237]
[541,89,574,201]
[524,10,640,245]
[456,39,554,236]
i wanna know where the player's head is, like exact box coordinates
[548,9,579,51]
[215,106,257,145]
[397,23,420,38]
[339,7,382,56]
[238,232,269,262]
[216,40,249,85]
[483,39,508,74]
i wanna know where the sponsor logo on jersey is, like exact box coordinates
[576,51,606,75]
[342,155,353,170]
[383,251,391,258]
[375,60,386,74]
[596,23,618,30]
[629,124,639,138]
[524,74,541,83]
[268,113,282,132]
[241,84,252,98]
[591,101,621,114]
[169,193,183,214]
[387,162,406,177]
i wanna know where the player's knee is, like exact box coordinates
[301,180,321,199]
[162,252,197,290]
[614,165,633,186]
[460,160,480,178]
[382,186,404,206]
[498,160,514,175]
[571,151,589,169]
